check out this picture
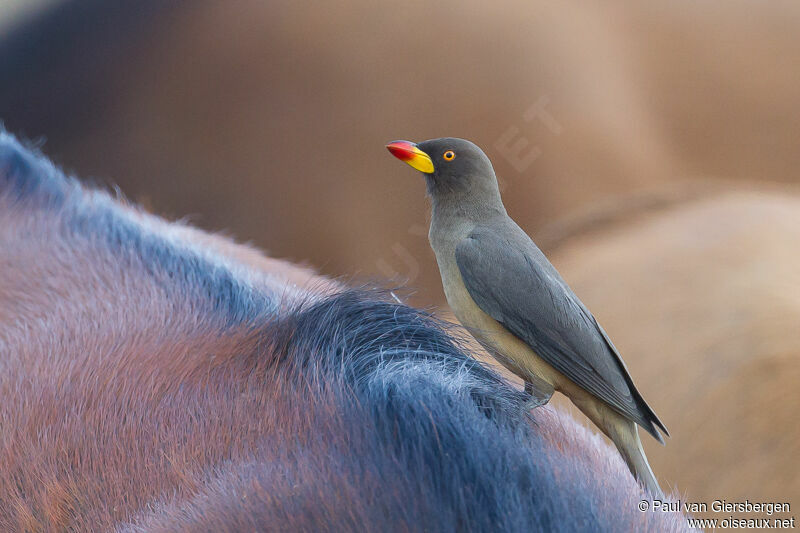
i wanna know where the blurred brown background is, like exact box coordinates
[1,0,798,523]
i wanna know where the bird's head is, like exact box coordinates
[386,138,501,204]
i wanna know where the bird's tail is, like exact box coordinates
[611,421,664,499]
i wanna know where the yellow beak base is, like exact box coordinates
[386,140,434,174]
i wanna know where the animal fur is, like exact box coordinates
[0,131,691,531]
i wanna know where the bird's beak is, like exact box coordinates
[385,140,434,174]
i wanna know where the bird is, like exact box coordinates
[386,137,668,497]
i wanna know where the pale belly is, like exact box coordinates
[437,256,570,392]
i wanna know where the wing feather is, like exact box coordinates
[455,225,666,439]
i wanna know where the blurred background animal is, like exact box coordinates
[0,0,798,525]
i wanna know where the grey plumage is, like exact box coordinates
[387,137,669,497]
[455,223,668,443]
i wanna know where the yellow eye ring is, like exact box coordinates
[443,150,455,161]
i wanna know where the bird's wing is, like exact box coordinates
[455,224,665,438]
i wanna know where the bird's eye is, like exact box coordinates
[443,150,455,161]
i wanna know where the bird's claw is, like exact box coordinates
[524,378,554,410]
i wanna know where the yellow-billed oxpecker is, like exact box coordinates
[386,137,669,496]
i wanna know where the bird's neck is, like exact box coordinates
[429,185,507,226]
[428,188,507,259]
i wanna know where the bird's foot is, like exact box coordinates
[523,378,554,410]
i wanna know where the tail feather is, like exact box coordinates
[613,422,664,499]
[572,392,665,498]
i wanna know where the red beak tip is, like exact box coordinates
[386,141,415,161]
